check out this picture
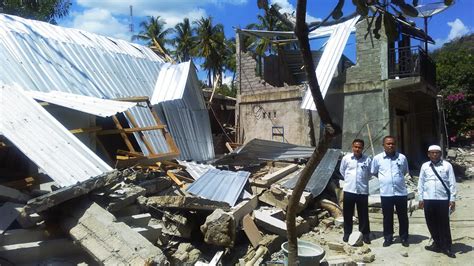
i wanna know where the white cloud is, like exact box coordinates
[222,75,233,86]
[270,0,321,23]
[431,18,471,50]
[67,8,131,41]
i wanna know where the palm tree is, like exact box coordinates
[246,4,292,55]
[193,17,225,88]
[133,16,174,61]
[172,18,196,63]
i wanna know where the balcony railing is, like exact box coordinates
[388,46,436,85]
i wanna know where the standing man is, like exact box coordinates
[418,145,457,258]
[371,136,410,247]
[339,139,372,244]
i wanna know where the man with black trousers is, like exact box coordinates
[418,145,457,258]
[371,136,410,247]
[340,139,372,244]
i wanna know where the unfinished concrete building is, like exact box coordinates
[235,18,439,167]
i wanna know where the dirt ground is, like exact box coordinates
[302,177,474,265]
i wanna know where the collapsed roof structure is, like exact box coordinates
[0,13,214,165]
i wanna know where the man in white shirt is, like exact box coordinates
[418,145,457,258]
[371,136,409,247]
[340,139,372,244]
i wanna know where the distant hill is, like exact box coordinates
[431,33,474,57]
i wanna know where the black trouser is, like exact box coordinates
[381,195,408,241]
[343,191,370,237]
[424,199,452,251]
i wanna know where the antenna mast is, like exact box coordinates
[129,5,134,33]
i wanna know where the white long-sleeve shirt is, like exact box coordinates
[418,160,456,201]
[339,153,372,195]
[371,152,409,196]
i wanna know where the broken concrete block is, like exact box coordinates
[231,195,258,227]
[0,202,24,234]
[147,195,230,211]
[61,199,167,265]
[16,211,42,228]
[356,245,371,255]
[151,213,192,239]
[117,213,151,228]
[354,253,376,263]
[327,241,345,252]
[348,231,363,246]
[0,184,31,203]
[325,254,354,266]
[172,243,202,265]
[133,224,162,242]
[201,209,235,247]
[107,185,146,212]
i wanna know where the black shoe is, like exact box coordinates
[363,235,371,244]
[443,250,456,258]
[383,239,392,247]
[401,239,409,247]
[342,234,349,243]
[424,244,440,253]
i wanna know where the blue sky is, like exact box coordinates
[59,0,473,84]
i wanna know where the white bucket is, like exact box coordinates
[281,240,325,266]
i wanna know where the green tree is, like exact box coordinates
[133,16,174,60]
[246,3,292,55]
[0,0,71,24]
[193,16,225,88]
[172,18,195,62]
[432,34,474,143]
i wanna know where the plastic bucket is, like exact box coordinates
[281,240,325,266]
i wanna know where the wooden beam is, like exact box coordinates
[124,110,156,154]
[113,96,150,102]
[111,115,135,152]
[69,126,102,134]
[115,152,180,168]
[97,125,166,135]
[166,170,185,188]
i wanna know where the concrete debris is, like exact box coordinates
[201,209,236,247]
[106,185,146,212]
[172,243,202,265]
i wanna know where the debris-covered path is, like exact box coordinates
[309,177,474,265]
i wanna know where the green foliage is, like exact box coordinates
[0,0,71,24]
[172,18,195,63]
[132,16,174,54]
[215,84,236,98]
[431,34,474,140]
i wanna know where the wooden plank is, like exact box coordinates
[69,126,102,134]
[24,171,122,214]
[149,103,180,154]
[112,115,135,152]
[166,171,185,188]
[0,202,24,234]
[0,177,35,190]
[242,214,262,248]
[114,96,150,102]
[115,152,179,168]
[97,125,166,135]
[254,164,298,187]
[124,110,156,154]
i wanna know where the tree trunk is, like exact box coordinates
[286,0,341,264]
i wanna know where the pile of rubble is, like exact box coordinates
[447,145,474,180]
[0,137,361,265]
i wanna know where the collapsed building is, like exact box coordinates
[235,16,440,167]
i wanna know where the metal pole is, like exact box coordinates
[436,95,445,157]
[424,17,428,52]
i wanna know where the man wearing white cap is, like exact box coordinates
[418,145,457,258]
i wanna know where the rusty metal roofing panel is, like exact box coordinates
[0,85,112,187]
[186,169,250,207]
[26,90,137,117]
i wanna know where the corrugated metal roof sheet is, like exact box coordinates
[26,90,137,117]
[152,61,214,161]
[282,149,341,196]
[177,160,216,180]
[186,169,250,206]
[0,85,112,187]
[301,16,359,110]
[213,138,315,166]
[0,14,213,162]
[0,14,164,99]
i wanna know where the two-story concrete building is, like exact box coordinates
[235,18,439,167]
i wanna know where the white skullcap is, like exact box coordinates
[428,145,442,152]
